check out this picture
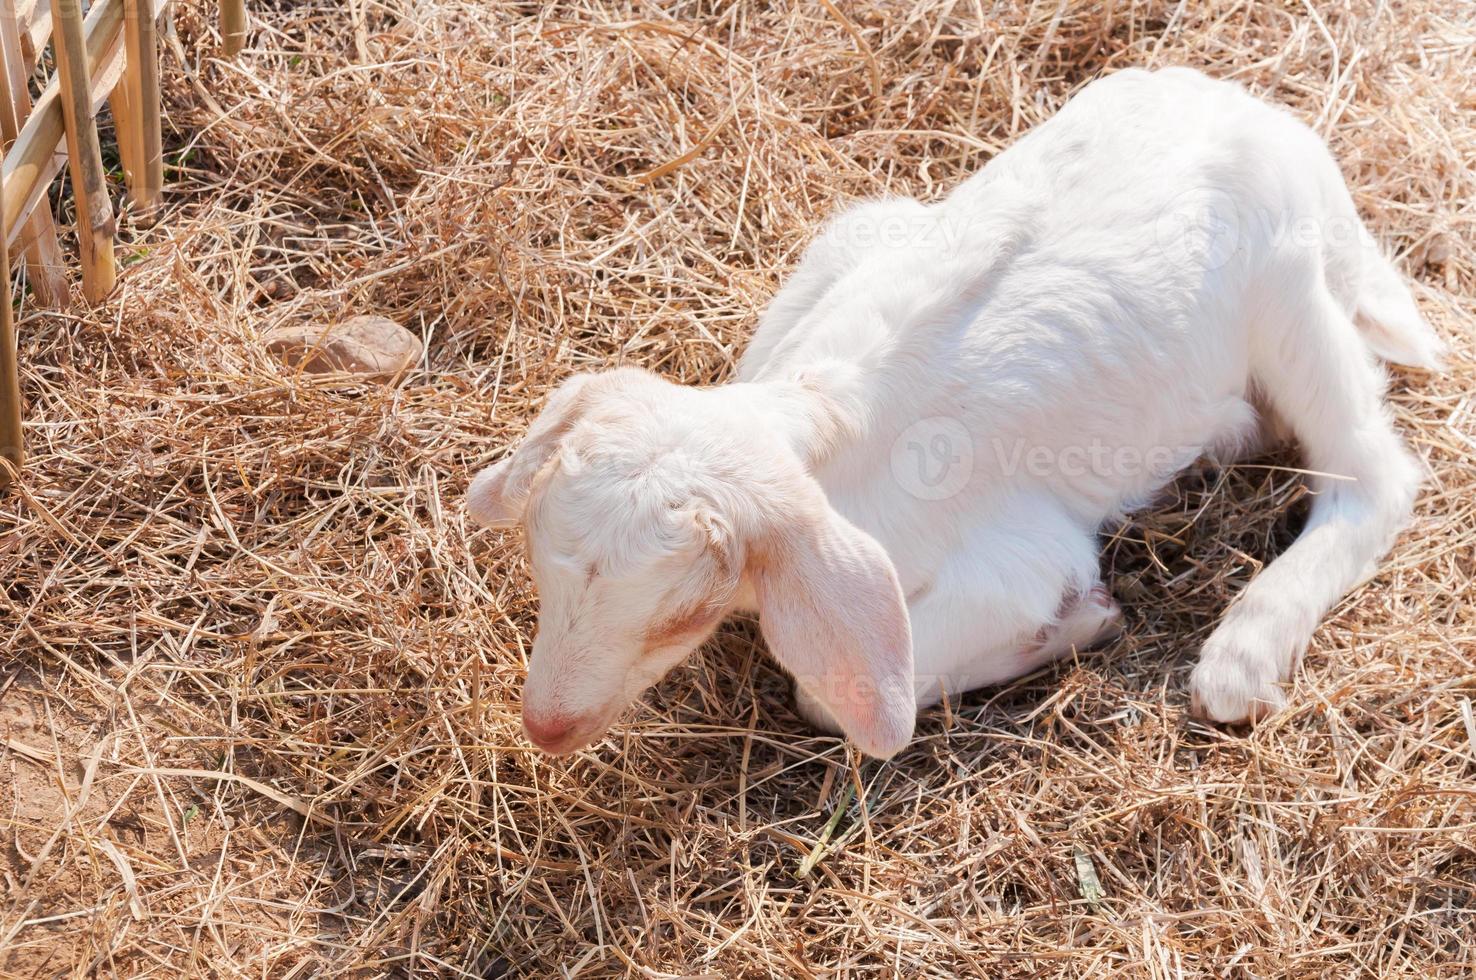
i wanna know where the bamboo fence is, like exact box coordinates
[0,0,247,488]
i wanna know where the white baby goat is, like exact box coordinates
[467,68,1443,759]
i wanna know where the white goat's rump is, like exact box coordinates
[467,67,1444,759]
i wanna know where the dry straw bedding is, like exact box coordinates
[0,0,1473,976]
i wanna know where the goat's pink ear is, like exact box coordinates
[753,497,914,758]
[465,373,595,529]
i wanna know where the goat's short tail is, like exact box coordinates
[1353,249,1447,371]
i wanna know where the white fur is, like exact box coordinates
[467,68,1443,758]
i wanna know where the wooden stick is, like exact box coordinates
[123,0,160,211]
[220,0,244,57]
[107,77,136,168]
[108,72,146,227]
[108,66,141,194]
[49,0,114,303]
[0,169,19,486]
[0,0,66,307]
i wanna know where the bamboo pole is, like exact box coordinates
[107,62,140,197]
[220,0,244,57]
[0,176,18,487]
[49,0,114,303]
[122,0,160,211]
[0,0,66,307]
[108,64,141,196]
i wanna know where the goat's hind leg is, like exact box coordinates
[1189,276,1422,723]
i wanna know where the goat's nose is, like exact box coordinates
[523,710,577,749]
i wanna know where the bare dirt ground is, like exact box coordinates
[1,1,1473,976]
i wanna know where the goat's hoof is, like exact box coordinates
[1188,649,1287,725]
[1079,585,1125,642]
[1032,585,1124,652]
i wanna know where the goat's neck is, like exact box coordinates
[714,367,868,471]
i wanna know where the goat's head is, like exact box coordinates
[466,367,914,758]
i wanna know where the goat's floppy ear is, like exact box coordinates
[466,373,595,528]
[752,490,915,758]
